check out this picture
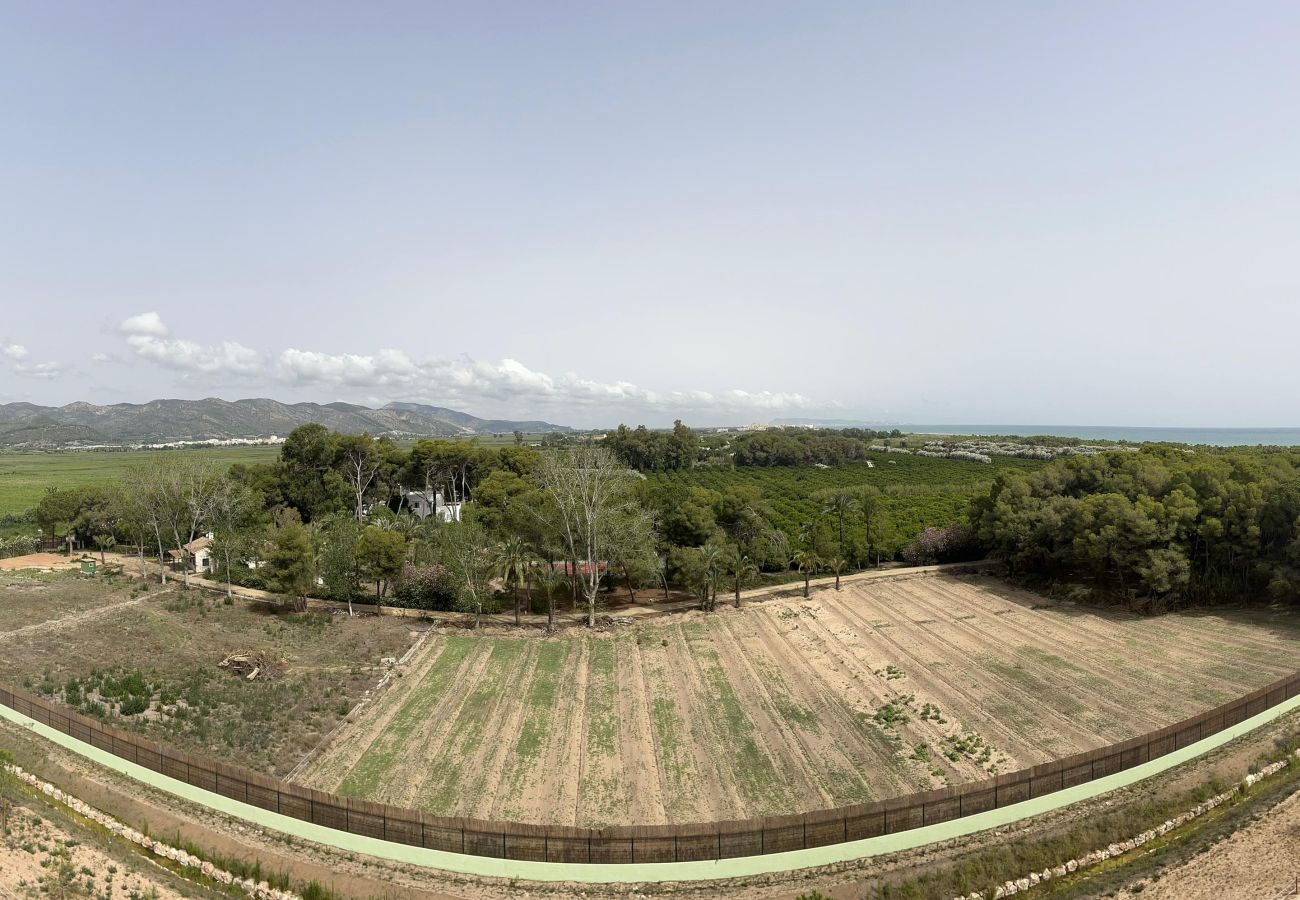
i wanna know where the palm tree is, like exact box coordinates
[726,548,760,608]
[699,542,725,612]
[860,487,884,566]
[821,491,858,556]
[496,536,530,626]
[826,555,848,591]
[532,561,563,632]
[792,549,821,599]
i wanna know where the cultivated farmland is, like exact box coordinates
[299,574,1300,827]
[645,454,1045,553]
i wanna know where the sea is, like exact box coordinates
[901,425,1300,448]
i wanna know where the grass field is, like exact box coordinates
[299,573,1300,827]
[0,570,418,774]
[0,447,282,520]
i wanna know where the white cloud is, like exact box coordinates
[116,312,820,416]
[278,348,819,414]
[118,313,263,377]
[2,343,63,379]
[118,311,170,337]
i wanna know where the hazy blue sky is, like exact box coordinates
[2,2,1298,427]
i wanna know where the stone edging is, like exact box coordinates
[7,764,302,900]
[952,748,1300,900]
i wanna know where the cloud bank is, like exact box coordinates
[118,312,262,376]
[108,313,818,418]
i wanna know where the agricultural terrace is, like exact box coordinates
[0,571,417,775]
[644,454,1044,555]
[300,573,1300,828]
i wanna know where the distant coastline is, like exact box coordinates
[899,425,1300,447]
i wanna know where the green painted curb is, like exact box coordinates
[4,695,1298,884]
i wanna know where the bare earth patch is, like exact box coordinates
[0,806,201,900]
[0,570,139,633]
[1113,788,1300,900]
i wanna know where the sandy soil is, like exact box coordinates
[1112,788,1300,900]
[298,573,1300,827]
[0,806,199,900]
[0,553,79,572]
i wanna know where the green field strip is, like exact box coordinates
[577,637,622,820]
[335,637,470,798]
[681,621,792,812]
[494,638,573,815]
[638,642,698,820]
[415,638,531,814]
[750,654,878,805]
[5,687,1296,883]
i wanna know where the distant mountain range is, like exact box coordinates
[0,399,572,448]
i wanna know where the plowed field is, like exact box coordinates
[298,574,1300,827]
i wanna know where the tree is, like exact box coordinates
[36,488,81,545]
[792,549,821,599]
[496,535,531,626]
[532,560,564,631]
[725,547,760,608]
[821,491,858,556]
[337,433,380,522]
[437,515,496,627]
[116,471,166,582]
[535,446,654,627]
[266,511,315,612]
[859,487,886,566]
[826,555,848,590]
[277,424,349,522]
[138,454,225,588]
[319,516,363,615]
[698,542,725,611]
[356,526,407,606]
[209,478,262,599]
[124,461,185,584]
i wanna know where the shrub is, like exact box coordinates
[901,522,981,565]
[118,696,148,716]
[391,564,459,611]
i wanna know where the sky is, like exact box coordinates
[2,2,1299,429]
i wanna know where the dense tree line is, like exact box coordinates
[971,447,1300,610]
[603,421,699,472]
[605,422,904,471]
[726,428,903,468]
[41,426,1300,624]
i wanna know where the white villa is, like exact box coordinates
[400,487,463,523]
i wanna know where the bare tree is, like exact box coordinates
[534,446,654,627]
[338,434,379,522]
[124,461,183,584]
[161,456,224,587]
[209,478,260,598]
